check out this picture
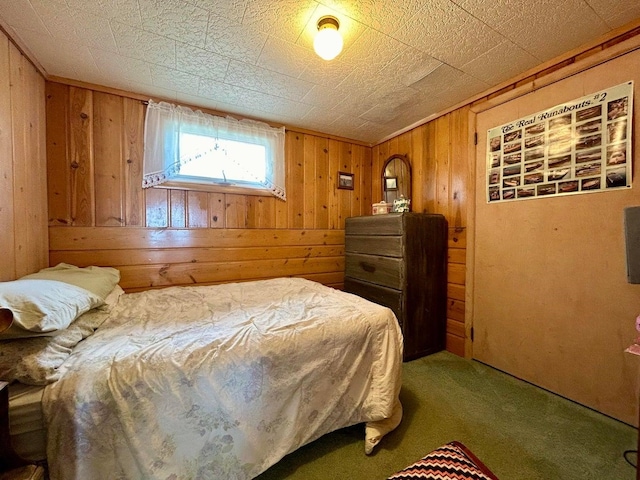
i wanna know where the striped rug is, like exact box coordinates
[387,441,499,480]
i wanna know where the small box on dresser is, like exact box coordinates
[344,213,447,361]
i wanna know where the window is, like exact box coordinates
[142,100,286,200]
[178,133,267,186]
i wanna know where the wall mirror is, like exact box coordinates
[382,154,411,206]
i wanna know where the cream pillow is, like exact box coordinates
[0,279,103,338]
[22,263,121,301]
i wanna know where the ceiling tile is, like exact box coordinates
[231,88,314,119]
[198,77,249,105]
[111,20,177,69]
[150,64,202,96]
[256,36,315,78]
[204,15,268,65]
[382,48,444,88]
[64,0,142,27]
[410,63,489,109]
[300,85,350,110]
[329,92,378,119]
[298,57,355,89]
[0,0,50,33]
[33,6,118,53]
[138,0,209,48]
[298,106,341,130]
[318,0,425,36]
[176,42,230,82]
[393,0,505,68]
[460,40,539,86]
[12,27,100,79]
[188,0,247,24]
[242,0,317,43]
[90,49,153,85]
[224,60,314,101]
[453,0,610,61]
[339,28,406,73]
[585,0,640,28]
[135,83,179,102]
[359,86,423,124]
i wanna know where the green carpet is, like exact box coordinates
[256,351,637,480]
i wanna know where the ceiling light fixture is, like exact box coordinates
[313,16,343,61]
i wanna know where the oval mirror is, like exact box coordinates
[382,154,411,207]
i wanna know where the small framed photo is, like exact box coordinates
[338,171,354,190]
[384,176,398,191]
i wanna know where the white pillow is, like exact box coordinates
[0,279,103,338]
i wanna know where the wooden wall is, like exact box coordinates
[46,81,372,291]
[372,108,471,357]
[0,29,47,281]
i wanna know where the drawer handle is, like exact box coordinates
[359,261,376,273]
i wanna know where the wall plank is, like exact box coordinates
[116,257,344,289]
[46,82,70,225]
[303,134,317,229]
[50,245,345,267]
[209,193,225,228]
[69,87,94,226]
[145,188,168,227]
[123,98,145,226]
[170,190,186,228]
[287,131,305,229]
[93,92,124,226]
[10,43,47,275]
[315,136,330,229]
[328,139,341,229]
[10,42,28,276]
[187,191,208,228]
[1,30,47,280]
[50,227,344,250]
[0,33,15,280]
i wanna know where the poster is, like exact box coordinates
[486,81,633,203]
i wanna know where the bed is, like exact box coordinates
[0,265,403,479]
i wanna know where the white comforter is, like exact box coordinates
[43,278,403,480]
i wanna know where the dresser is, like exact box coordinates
[344,213,447,361]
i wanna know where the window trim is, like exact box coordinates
[156,180,274,197]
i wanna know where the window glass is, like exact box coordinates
[178,133,267,185]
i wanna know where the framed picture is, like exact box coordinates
[384,176,398,191]
[338,171,354,190]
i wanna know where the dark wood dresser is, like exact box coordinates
[344,213,447,361]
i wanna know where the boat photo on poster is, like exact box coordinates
[486,81,633,203]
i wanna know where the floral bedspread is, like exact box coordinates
[42,278,403,480]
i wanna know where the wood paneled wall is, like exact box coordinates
[372,107,471,357]
[46,81,372,291]
[372,21,640,360]
[0,29,47,281]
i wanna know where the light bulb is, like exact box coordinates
[313,17,343,61]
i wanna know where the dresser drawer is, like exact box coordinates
[344,277,403,328]
[345,253,404,289]
[345,235,403,258]
[345,213,404,235]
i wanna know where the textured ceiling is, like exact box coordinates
[1,0,639,144]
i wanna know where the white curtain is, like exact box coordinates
[142,100,286,200]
